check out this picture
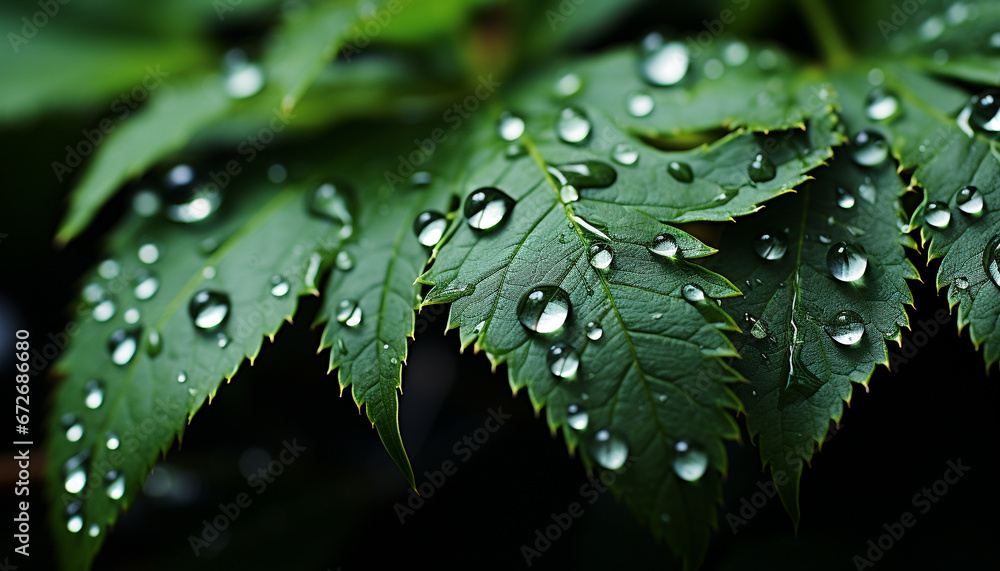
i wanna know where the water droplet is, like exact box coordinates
[335,251,355,271]
[84,380,104,409]
[749,318,768,339]
[132,189,160,217]
[858,179,877,203]
[105,470,125,500]
[924,202,951,229]
[560,185,579,203]
[648,233,678,258]
[108,328,140,365]
[200,237,221,256]
[336,300,363,327]
[626,91,654,117]
[753,232,787,261]
[851,130,889,167]
[147,329,162,356]
[672,440,708,481]
[748,153,776,182]
[98,259,120,279]
[865,88,902,121]
[267,163,287,183]
[556,107,592,144]
[66,508,83,534]
[504,143,527,160]
[918,16,945,41]
[824,310,865,345]
[954,276,970,290]
[62,413,84,442]
[586,321,603,340]
[592,429,629,470]
[105,432,120,450]
[588,243,614,270]
[63,451,89,493]
[497,111,525,141]
[222,48,265,99]
[703,58,724,79]
[567,404,588,430]
[137,241,160,264]
[465,188,515,230]
[309,183,355,233]
[413,211,447,247]
[723,40,749,66]
[639,32,689,86]
[955,185,984,214]
[123,307,140,324]
[162,164,222,223]
[547,344,579,379]
[216,332,231,348]
[88,523,100,537]
[92,297,116,322]
[611,142,639,166]
[982,235,1000,288]
[269,275,290,297]
[682,283,705,302]
[132,269,160,301]
[188,290,230,332]
[517,285,571,334]
[410,171,432,188]
[827,241,868,282]
[177,370,188,383]
[652,312,663,320]
[550,161,617,189]
[554,72,582,97]
[667,161,693,183]
[836,187,856,209]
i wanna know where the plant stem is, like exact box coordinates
[795,0,852,67]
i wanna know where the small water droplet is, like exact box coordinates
[162,164,222,223]
[465,188,515,230]
[216,332,231,348]
[88,523,100,537]
[753,232,787,261]
[335,251,355,271]
[626,91,654,117]
[667,161,693,183]
[98,259,120,279]
[132,269,160,301]
[92,297,116,322]
[554,72,582,97]
[269,275,290,297]
[547,344,580,379]
[105,470,126,500]
[267,163,287,183]
[62,413,84,442]
[592,429,629,470]
[504,143,527,160]
[982,235,1000,289]
[84,380,104,409]
[611,142,639,165]
[222,48,265,99]
[648,233,678,258]
[497,111,525,141]
[865,88,902,121]
[309,183,355,233]
[189,290,231,330]
[586,321,603,340]
[517,285,571,334]
[588,243,614,270]
[723,40,749,66]
[108,328,140,365]
[824,310,866,345]
[138,241,160,264]
[836,187,856,209]
[954,276,970,290]
[413,211,447,247]
[177,370,188,383]
[567,404,588,430]
[924,202,951,228]
[336,300,363,327]
[748,153,776,182]
[123,307,140,324]
[105,432,120,450]
[827,241,868,282]
[678,282,705,304]
[200,237,221,255]
[749,317,768,339]
[556,107,592,144]
[146,329,162,356]
[651,312,663,320]
[410,171,432,188]
[63,451,89,493]
[858,179,877,203]
[202,266,217,280]
[918,15,945,41]
[639,32,689,86]
[955,185,984,214]
[133,190,160,217]
[703,58,724,79]
[672,440,708,481]
[851,130,889,166]
[560,185,579,202]
[66,505,83,534]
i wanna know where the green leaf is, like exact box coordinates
[45,162,348,570]
[706,148,918,524]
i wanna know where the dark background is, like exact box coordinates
[1,1,997,570]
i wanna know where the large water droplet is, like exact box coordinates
[567,404,588,430]
[465,188,515,230]
[970,89,1000,137]
[865,88,902,121]
[667,161,693,183]
[672,440,708,481]
[982,234,1000,289]
[955,185,983,214]
[924,202,951,228]
[269,275,290,297]
[222,48,265,99]
[189,290,230,331]
[84,380,104,409]
[588,243,614,270]
[611,142,639,166]
[826,241,868,282]
[497,111,525,141]
[836,187,856,209]
[517,285,571,334]
[162,164,222,223]
[748,153,776,182]
[336,300,363,327]
[648,233,678,257]
[551,161,618,189]
[824,310,865,345]
[586,321,603,340]
[309,183,355,233]
[626,91,654,117]
[639,32,689,86]
[682,283,705,302]
[753,232,787,261]
[108,328,140,365]
[851,130,889,166]
[556,107,592,144]
[592,429,629,470]
[414,211,447,247]
[547,344,580,379]
[133,269,160,301]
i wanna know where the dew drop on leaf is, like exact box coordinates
[556,107,592,144]
[554,72,582,97]
[858,178,877,204]
[98,259,120,279]
[222,48,265,99]
[970,89,1000,138]
[682,283,705,303]
[133,269,160,301]
[560,185,579,203]
[216,332,231,348]
[84,380,104,409]
[592,429,629,470]
[189,290,231,331]
[588,243,614,270]
[88,524,100,538]
[567,404,588,430]
[138,241,160,264]
[63,451,89,493]
[648,233,678,258]
[413,210,447,247]
[161,164,222,223]
[465,187,515,230]
[108,327,141,365]
[123,307,140,324]
[105,432,120,450]
[824,310,865,346]
[826,241,868,282]
[269,274,290,297]
[92,297,116,322]
[66,502,84,534]
[63,413,84,442]
[747,153,776,182]
[639,32,689,86]
[626,91,654,117]
[496,111,525,141]
[504,143,527,160]
[586,321,603,340]
[547,343,580,379]
[336,251,355,271]
[611,142,639,166]
[667,161,693,183]
[850,130,889,167]
[982,235,1000,289]
[147,329,162,357]
[308,183,355,232]
[336,300,363,327]
[924,202,951,229]
[865,87,902,121]
[517,285,571,334]
[176,370,188,383]
[753,232,787,261]
[104,470,126,500]
[132,190,160,217]
[671,440,708,482]
[955,185,983,215]
[836,187,856,209]
[551,161,617,189]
